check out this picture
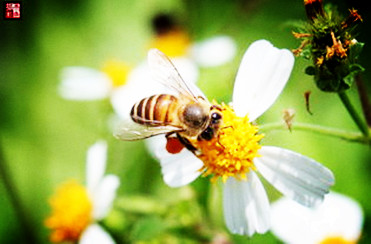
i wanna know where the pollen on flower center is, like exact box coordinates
[45,180,93,243]
[102,60,131,87]
[320,236,357,244]
[193,103,264,183]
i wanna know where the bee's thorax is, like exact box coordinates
[181,104,209,129]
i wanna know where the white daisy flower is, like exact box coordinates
[45,141,120,244]
[190,35,237,67]
[147,40,335,236]
[58,60,131,101]
[150,30,237,68]
[150,13,237,67]
[271,191,363,244]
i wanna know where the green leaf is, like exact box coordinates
[342,64,365,87]
[349,63,365,74]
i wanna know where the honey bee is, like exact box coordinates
[114,49,223,153]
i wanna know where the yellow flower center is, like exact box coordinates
[101,60,131,87]
[192,103,264,183]
[320,236,357,244]
[45,180,93,243]
[150,29,190,57]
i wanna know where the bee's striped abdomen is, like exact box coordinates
[131,94,178,126]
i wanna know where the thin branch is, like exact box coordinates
[260,122,370,144]
[355,75,371,126]
[338,91,370,137]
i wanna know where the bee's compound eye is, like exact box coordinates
[211,112,222,124]
[199,127,214,141]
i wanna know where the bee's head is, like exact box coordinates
[198,105,223,141]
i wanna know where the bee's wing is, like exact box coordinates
[114,117,183,141]
[148,49,206,101]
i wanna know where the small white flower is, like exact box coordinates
[190,35,237,67]
[58,61,131,101]
[59,67,113,100]
[270,191,363,244]
[86,141,120,222]
[45,141,119,244]
[149,13,236,67]
[148,40,335,236]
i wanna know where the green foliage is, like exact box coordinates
[131,216,167,241]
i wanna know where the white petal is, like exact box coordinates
[86,141,108,194]
[223,172,270,236]
[144,135,166,159]
[159,149,203,188]
[59,67,112,100]
[255,146,334,207]
[232,40,294,120]
[144,134,203,188]
[271,192,363,244]
[79,224,115,244]
[320,192,363,241]
[190,36,237,67]
[171,57,199,85]
[271,197,322,244]
[111,63,157,119]
[91,175,120,220]
[111,83,145,120]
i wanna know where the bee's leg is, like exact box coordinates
[216,126,233,149]
[177,134,198,152]
[216,136,225,149]
[210,104,223,111]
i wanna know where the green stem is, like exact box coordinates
[338,91,370,137]
[355,75,371,127]
[260,122,370,144]
[0,139,38,244]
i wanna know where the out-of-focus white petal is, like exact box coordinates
[159,149,203,188]
[110,62,159,119]
[190,36,237,67]
[79,224,115,244]
[91,175,120,220]
[111,83,145,120]
[145,135,166,159]
[172,57,199,85]
[255,146,334,207]
[59,67,112,100]
[86,141,107,194]
[232,40,294,120]
[145,131,202,187]
[271,192,363,244]
[223,172,270,236]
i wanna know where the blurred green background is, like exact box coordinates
[0,0,370,243]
